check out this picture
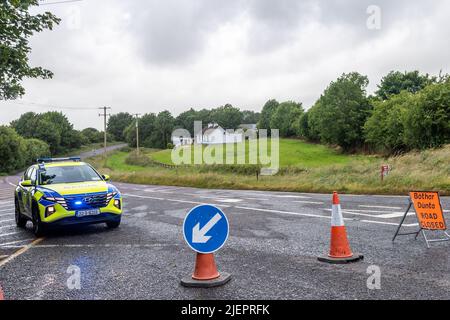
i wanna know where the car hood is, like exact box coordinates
[39,181,108,196]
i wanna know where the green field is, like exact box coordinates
[88,140,450,195]
[151,139,366,168]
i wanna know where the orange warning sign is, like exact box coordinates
[409,191,446,230]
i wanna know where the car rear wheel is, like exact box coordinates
[15,197,28,228]
[32,203,46,237]
[106,218,121,229]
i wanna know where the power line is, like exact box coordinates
[1,100,98,111]
[38,0,84,6]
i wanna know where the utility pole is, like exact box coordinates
[98,106,111,158]
[133,113,141,155]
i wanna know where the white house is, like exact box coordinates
[196,123,243,145]
[172,136,194,147]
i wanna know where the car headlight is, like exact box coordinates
[106,192,118,202]
[113,199,121,209]
[42,196,67,209]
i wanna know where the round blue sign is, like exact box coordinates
[183,204,229,254]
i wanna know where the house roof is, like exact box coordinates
[201,124,224,135]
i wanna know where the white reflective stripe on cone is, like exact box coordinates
[331,204,345,226]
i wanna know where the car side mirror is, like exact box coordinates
[21,180,33,187]
[102,174,110,181]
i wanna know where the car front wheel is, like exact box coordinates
[106,218,121,229]
[15,197,27,228]
[32,204,46,237]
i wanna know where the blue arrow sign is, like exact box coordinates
[183,204,229,254]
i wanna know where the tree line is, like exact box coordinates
[259,70,450,154]
[107,105,260,149]
[0,111,107,173]
[1,70,448,173]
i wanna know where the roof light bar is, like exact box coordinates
[37,157,81,163]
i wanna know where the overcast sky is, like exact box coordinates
[1,0,449,130]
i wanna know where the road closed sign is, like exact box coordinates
[409,191,446,230]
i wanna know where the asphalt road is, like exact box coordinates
[0,175,449,300]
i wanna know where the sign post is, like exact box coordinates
[380,165,390,181]
[181,204,231,287]
[393,191,450,248]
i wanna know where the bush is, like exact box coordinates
[125,151,151,166]
[0,126,25,172]
[402,81,450,149]
[167,143,174,149]
[364,91,411,154]
[23,138,50,164]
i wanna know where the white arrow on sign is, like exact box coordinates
[192,213,222,243]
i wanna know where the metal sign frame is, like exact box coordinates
[392,191,450,248]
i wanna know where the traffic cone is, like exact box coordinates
[181,253,231,288]
[318,192,363,264]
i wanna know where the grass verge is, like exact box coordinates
[88,144,450,195]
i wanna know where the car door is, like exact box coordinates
[19,167,36,218]
[17,167,32,214]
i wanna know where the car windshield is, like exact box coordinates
[39,165,102,185]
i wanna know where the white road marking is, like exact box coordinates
[361,220,418,227]
[293,200,325,205]
[215,199,242,203]
[0,238,44,268]
[0,219,14,224]
[0,207,14,213]
[274,195,312,199]
[0,224,15,229]
[123,193,232,207]
[30,243,178,248]
[0,201,13,206]
[323,208,413,219]
[376,212,415,219]
[0,232,20,238]
[0,238,35,247]
[342,208,402,214]
[236,206,338,220]
[359,205,403,210]
[0,213,13,217]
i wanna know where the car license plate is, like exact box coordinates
[76,209,100,218]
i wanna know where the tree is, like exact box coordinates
[11,111,81,154]
[241,110,260,124]
[308,72,371,151]
[23,138,50,164]
[295,112,309,139]
[0,126,25,172]
[0,0,60,100]
[257,99,279,130]
[9,111,38,137]
[175,108,200,135]
[154,110,175,149]
[124,113,158,148]
[364,91,412,153]
[211,104,243,129]
[81,127,103,143]
[375,71,435,100]
[270,101,303,137]
[402,80,450,149]
[107,112,134,141]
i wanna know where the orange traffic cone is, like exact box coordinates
[181,253,231,288]
[318,192,363,264]
[192,253,220,280]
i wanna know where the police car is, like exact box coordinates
[14,157,122,236]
